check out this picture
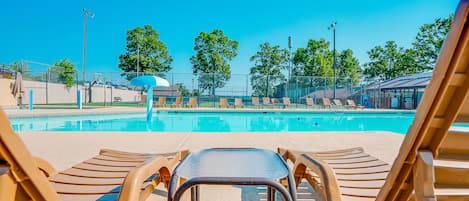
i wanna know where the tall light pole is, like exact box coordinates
[83,8,94,103]
[137,44,140,77]
[328,22,337,99]
[287,36,293,98]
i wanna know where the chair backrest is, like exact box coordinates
[263,97,271,105]
[252,97,260,105]
[140,94,147,104]
[235,98,243,106]
[271,98,280,104]
[0,109,59,201]
[306,98,314,106]
[322,98,331,106]
[377,1,469,200]
[333,99,343,106]
[346,99,356,106]
[283,97,291,105]
[219,98,229,107]
[156,96,166,106]
[187,97,197,107]
[174,96,182,105]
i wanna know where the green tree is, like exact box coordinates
[412,15,453,70]
[118,25,172,80]
[249,42,289,96]
[175,83,190,96]
[292,39,333,87]
[51,58,77,88]
[363,41,425,80]
[190,29,238,95]
[292,39,333,77]
[336,49,361,85]
[363,41,404,79]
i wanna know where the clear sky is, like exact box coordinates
[1,0,459,75]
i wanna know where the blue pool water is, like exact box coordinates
[10,111,417,134]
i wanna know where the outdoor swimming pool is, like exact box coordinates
[10,111,417,134]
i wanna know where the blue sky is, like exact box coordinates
[1,0,459,76]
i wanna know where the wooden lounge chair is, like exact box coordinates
[322,97,332,109]
[171,96,183,108]
[271,98,281,108]
[347,99,364,110]
[252,97,261,108]
[155,96,166,108]
[186,97,198,108]
[306,97,315,108]
[0,109,186,201]
[283,97,291,109]
[218,98,230,108]
[279,1,469,200]
[140,94,147,107]
[263,97,273,108]
[333,99,346,109]
[234,98,244,108]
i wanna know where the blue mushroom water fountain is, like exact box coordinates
[130,75,170,126]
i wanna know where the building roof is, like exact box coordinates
[367,71,433,90]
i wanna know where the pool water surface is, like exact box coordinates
[11,111,416,134]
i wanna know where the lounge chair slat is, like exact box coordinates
[324,156,381,164]
[341,195,376,201]
[316,153,371,160]
[328,161,389,169]
[340,187,380,197]
[338,180,386,189]
[434,187,469,196]
[51,182,122,194]
[84,158,143,167]
[93,155,145,162]
[50,174,124,185]
[58,193,119,201]
[61,168,129,178]
[335,172,389,181]
[333,165,390,174]
[73,163,136,172]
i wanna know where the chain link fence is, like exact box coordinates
[1,61,429,109]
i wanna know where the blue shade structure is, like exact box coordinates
[130,76,170,124]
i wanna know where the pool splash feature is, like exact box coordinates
[11,112,415,134]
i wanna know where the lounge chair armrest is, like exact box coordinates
[413,150,436,201]
[118,156,170,201]
[292,154,341,201]
[34,157,56,177]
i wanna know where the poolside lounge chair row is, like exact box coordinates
[146,95,364,110]
[321,98,365,109]
[148,96,295,109]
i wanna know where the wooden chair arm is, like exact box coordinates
[33,157,56,177]
[118,156,170,201]
[413,150,436,201]
[292,154,341,201]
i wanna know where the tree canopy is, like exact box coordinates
[52,58,77,88]
[190,29,238,95]
[292,39,333,78]
[291,39,360,87]
[412,14,453,70]
[336,49,361,85]
[363,15,453,80]
[118,25,172,80]
[249,42,289,96]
